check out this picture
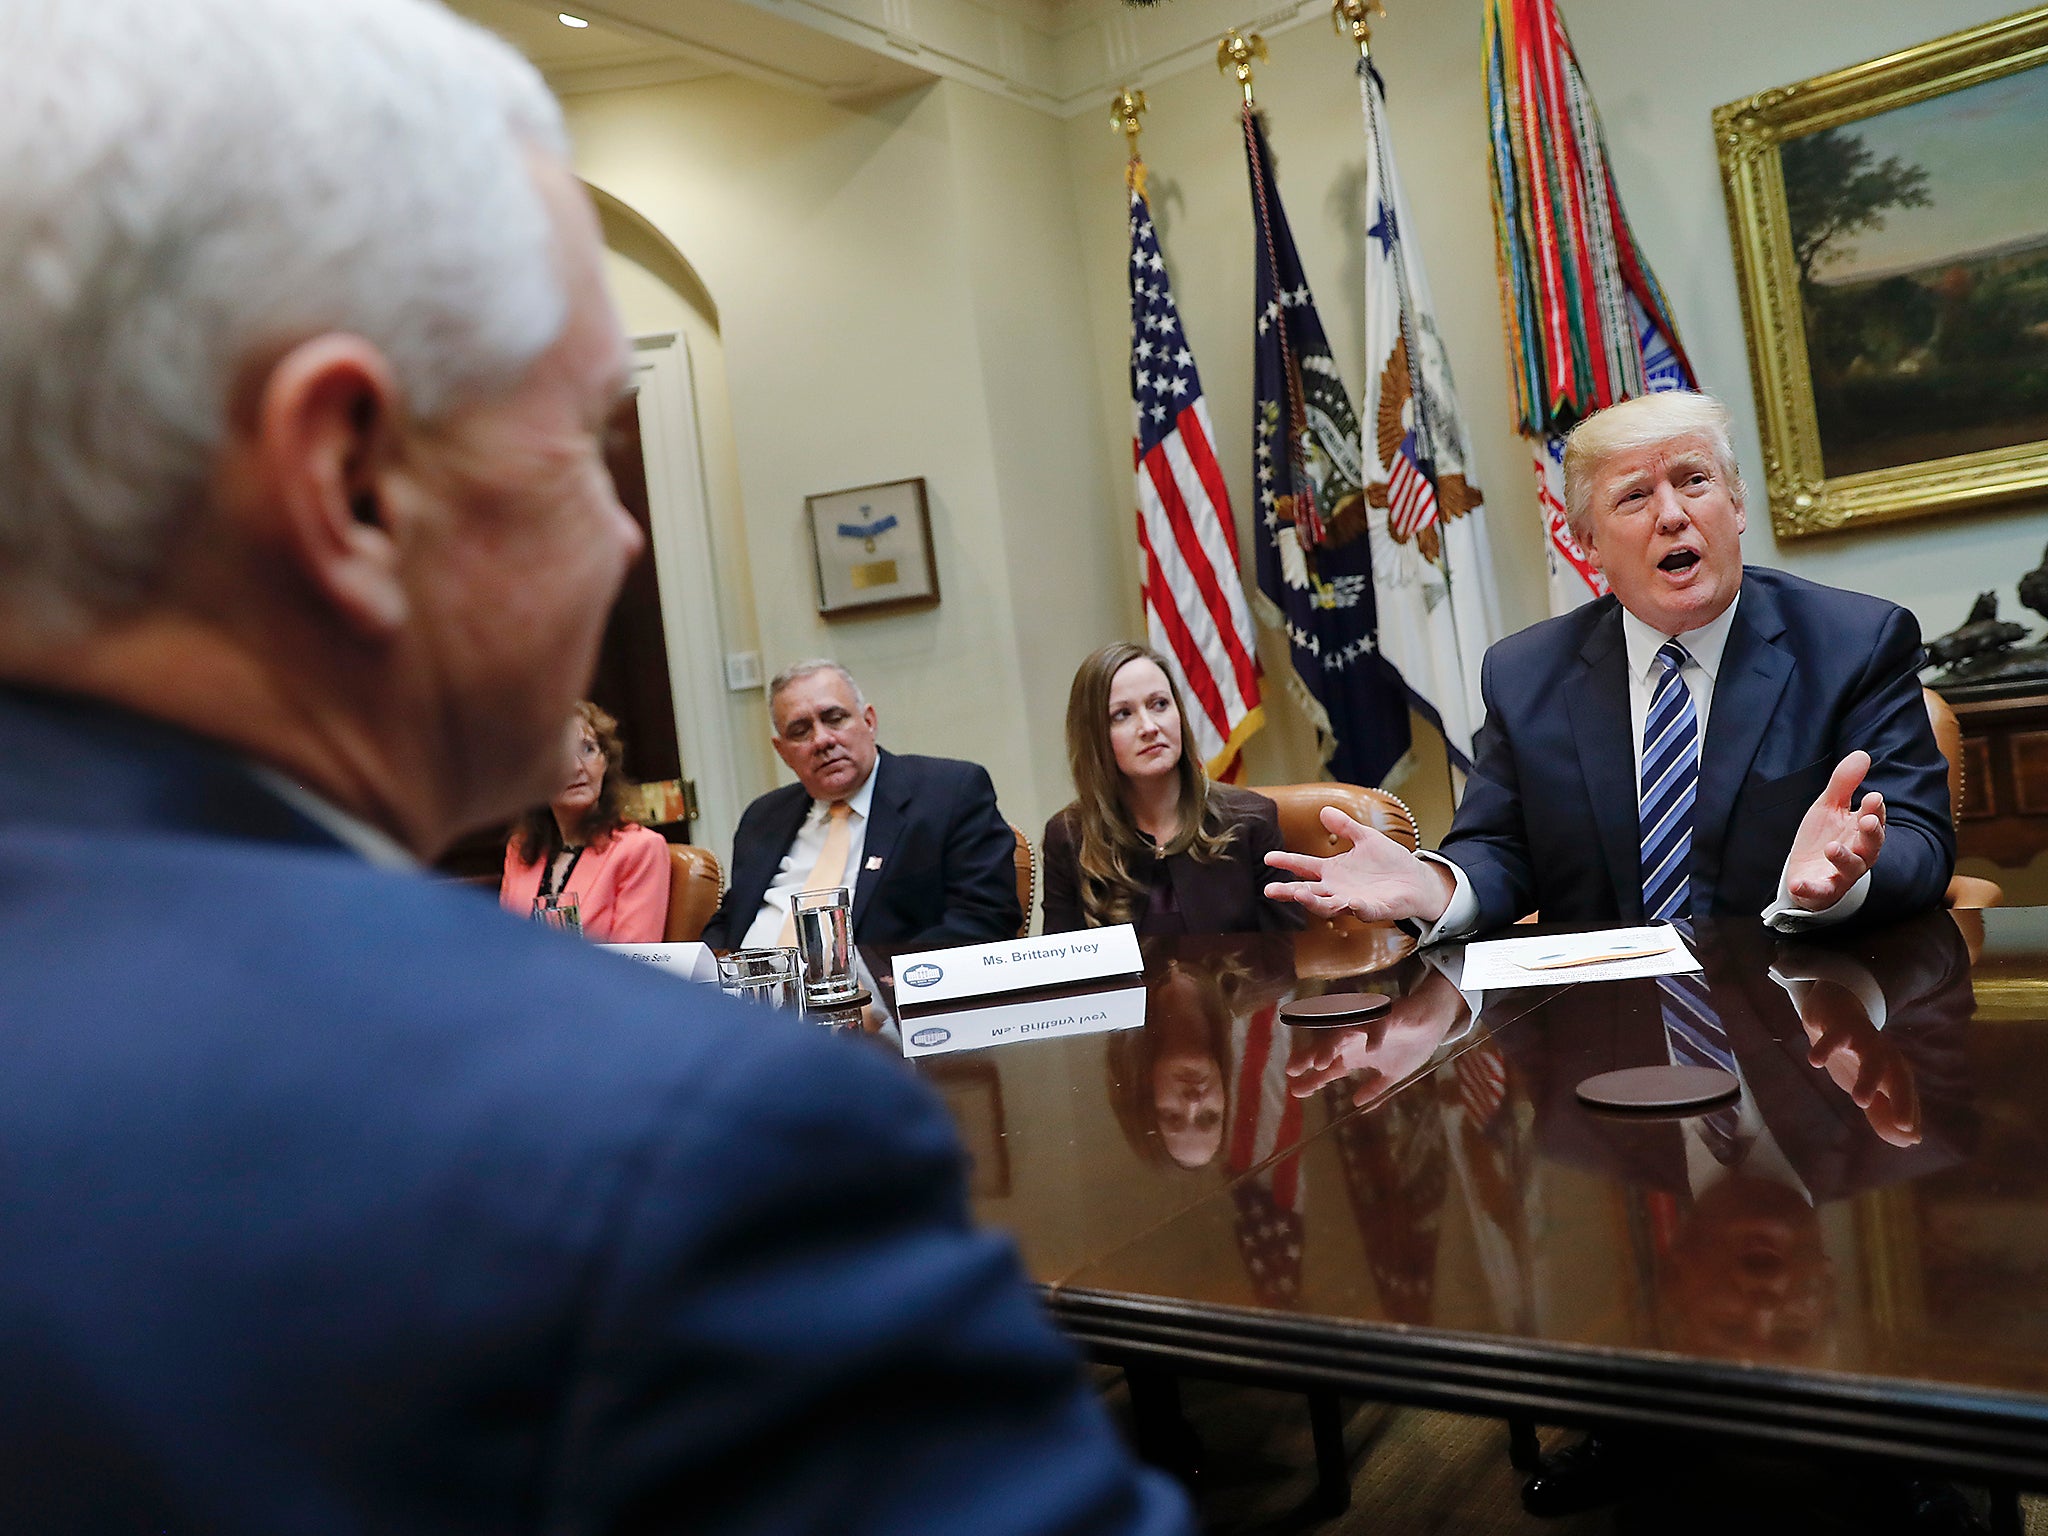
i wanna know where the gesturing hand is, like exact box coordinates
[1798,979,1921,1147]
[1283,968,1469,1108]
[1263,807,1456,925]
[1785,751,1886,911]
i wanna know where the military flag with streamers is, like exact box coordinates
[1485,0,1697,613]
[1127,163,1264,779]
[1242,106,1410,788]
[1356,56,1504,772]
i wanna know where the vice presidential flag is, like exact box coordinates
[1128,166,1264,779]
[1241,106,1410,789]
[1485,0,1696,612]
[1356,57,1504,772]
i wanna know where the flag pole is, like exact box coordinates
[1331,0,1384,59]
[1110,87,1147,195]
[1216,30,1267,108]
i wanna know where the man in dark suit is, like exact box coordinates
[0,4,1187,1533]
[702,659,1023,949]
[1263,391,1953,938]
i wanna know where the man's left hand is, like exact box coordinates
[1785,750,1886,911]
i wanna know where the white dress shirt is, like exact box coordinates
[1419,590,1868,942]
[740,761,880,950]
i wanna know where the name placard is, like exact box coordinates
[602,941,715,983]
[899,983,1147,1059]
[891,924,1143,1006]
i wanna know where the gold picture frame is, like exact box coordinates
[1714,9,2048,539]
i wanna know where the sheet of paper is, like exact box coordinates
[1458,924,1700,989]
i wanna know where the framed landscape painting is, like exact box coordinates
[1715,9,2048,538]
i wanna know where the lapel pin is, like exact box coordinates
[865,856,884,871]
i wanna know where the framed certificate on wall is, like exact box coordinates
[804,477,940,619]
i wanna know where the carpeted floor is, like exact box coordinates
[1099,1372,2047,1534]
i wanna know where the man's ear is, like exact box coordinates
[239,334,412,638]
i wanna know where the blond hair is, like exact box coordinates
[1562,392,1745,542]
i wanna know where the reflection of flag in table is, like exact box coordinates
[1356,56,1504,772]
[1485,0,1697,614]
[1127,162,1263,780]
[1228,1006,1306,1308]
[1242,106,1411,787]
[1328,1084,1446,1326]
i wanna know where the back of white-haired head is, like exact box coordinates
[1562,392,1746,542]
[0,0,569,629]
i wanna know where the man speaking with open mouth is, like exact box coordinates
[1261,389,1954,938]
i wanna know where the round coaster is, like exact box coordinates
[1575,1065,1740,1113]
[1280,991,1392,1027]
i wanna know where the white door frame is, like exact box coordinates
[630,331,743,863]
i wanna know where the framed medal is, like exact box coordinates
[804,476,941,619]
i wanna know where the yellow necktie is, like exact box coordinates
[778,800,853,945]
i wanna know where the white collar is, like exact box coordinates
[247,764,418,870]
[1620,587,1742,686]
[813,753,881,821]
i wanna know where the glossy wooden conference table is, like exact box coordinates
[868,908,2048,1488]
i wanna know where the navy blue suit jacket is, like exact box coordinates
[1441,567,1953,932]
[703,748,1022,950]
[0,688,1188,1536]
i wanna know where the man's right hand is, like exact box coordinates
[1262,806,1456,925]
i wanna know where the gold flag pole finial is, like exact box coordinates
[1110,87,1147,151]
[1332,0,1384,58]
[1217,30,1267,107]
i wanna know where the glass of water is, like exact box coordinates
[715,946,803,1011]
[532,892,582,935]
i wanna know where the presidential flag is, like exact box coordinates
[1356,57,1504,772]
[1128,165,1264,779]
[1485,0,1697,612]
[1242,107,1410,788]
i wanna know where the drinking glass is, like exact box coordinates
[532,891,582,935]
[791,886,860,1005]
[715,946,803,1011]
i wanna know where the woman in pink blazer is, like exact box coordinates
[500,702,670,943]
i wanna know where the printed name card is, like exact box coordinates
[891,924,1143,1006]
[899,983,1148,1059]
[602,941,715,983]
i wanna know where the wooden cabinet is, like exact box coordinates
[1946,687,2048,867]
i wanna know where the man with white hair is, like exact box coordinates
[1265,390,1953,937]
[0,3,1190,1533]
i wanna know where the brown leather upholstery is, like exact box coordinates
[1924,687,2002,910]
[663,843,724,943]
[1258,782,1421,936]
[1261,782,1421,858]
[1010,824,1035,939]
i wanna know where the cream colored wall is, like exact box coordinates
[566,77,1058,843]
[598,243,777,799]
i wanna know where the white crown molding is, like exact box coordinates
[516,0,1334,116]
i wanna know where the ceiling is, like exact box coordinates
[447,0,936,100]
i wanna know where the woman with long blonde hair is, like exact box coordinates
[1041,643,1301,936]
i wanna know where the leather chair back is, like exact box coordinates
[664,843,725,943]
[1923,687,2002,909]
[1257,783,1421,938]
[1260,782,1421,858]
[1010,824,1035,939]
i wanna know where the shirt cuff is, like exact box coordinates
[1412,851,1480,946]
[1762,867,1872,931]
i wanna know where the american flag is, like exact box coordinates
[1227,1006,1306,1307]
[1128,177,1264,780]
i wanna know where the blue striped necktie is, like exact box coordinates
[1640,639,1698,922]
[1658,921,1742,1165]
